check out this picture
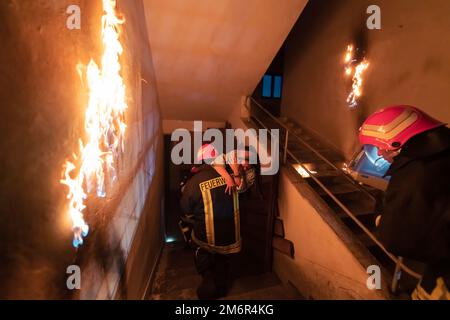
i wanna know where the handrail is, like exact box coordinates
[245,96,422,286]
[246,97,376,202]
[286,149,421,280]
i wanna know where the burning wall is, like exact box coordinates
[0,0,163,299]
[282,0,450,159]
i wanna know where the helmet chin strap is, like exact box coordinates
[381,148,402,163]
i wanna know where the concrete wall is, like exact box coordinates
[282,0,450,159]
[0,0,163,299]
[274,168,389,299]
[162,120,226,134]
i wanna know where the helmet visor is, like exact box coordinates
[363,145,391,172]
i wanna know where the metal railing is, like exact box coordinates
[245,96,421,293]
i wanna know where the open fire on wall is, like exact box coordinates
[60,0,128,248]
[344,44,369,108]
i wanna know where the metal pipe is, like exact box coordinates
[391,256,404,293]
[283,130,289,164]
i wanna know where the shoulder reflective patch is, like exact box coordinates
[199,177,227,192]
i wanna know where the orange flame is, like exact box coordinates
[344,44,369,108]
[347,60,369,107]
[61,0,127,247]
[344,45,354,63]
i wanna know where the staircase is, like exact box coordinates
[248,98,423,297]
[146,242,305,300]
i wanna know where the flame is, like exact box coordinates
[344,44,369,108]
[344,45,354,63]
[347,60,369,107]
[61,0,127,248]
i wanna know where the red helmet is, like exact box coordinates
[196,144,217,162]
[359,105,445,150]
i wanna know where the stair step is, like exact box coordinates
[326,200,375,218]
[157,243,195,272]
[321,188,362,198]
[355,231,378,248]
[150,287,198,300]
[226,272,281,297]
[287,162,350,187]
[310,181,360,196]
[152,271,202,295]
[222,283,304,300]
[310,169,342,178]
[291,132,313,141]
[155,263,198,278]
[303,173,352,185]
[323,191,377,218]
[289,150,343,164]
[341,213,378,231]
[287,141,324,151]
[301,161,345,171]
[327,190,376,207]
[150,272,297,300]
[282,281,306,299]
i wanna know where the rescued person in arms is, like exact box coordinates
[180,144,260,299]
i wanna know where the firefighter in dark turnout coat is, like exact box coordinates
[180,164,241,299]
[359,105,450,299]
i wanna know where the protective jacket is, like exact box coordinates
[378,126,450,292]
[180,165,241,254]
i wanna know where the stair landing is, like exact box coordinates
[146,242,305,300]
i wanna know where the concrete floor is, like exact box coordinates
[146,242,305,300]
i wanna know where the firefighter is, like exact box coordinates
[180,150,241,299]
[359,105,450,300]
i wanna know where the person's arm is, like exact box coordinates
[213,165,235,195]
[377,163,444,262]
[229,163,242,187]
[225,150,242,187]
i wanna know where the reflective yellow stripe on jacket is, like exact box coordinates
[412,278,450,300]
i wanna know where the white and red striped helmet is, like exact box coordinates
[359,105,445,150]
[196,143,217,162]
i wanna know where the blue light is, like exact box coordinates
[273,76,282,98]
[72,225,89,248]
[262,75,272,97]
[363,145,390,171]
[73,238,82,248]
[165,237,176,243]
[354,145,391,178]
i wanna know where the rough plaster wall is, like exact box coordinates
[283,0,450,159]
[143,0,308,121]
[274,169,387,299]
[0,0,163,299]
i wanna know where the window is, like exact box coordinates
[273,75,282,98]
[261,74,282,99]
[262,75,272,98]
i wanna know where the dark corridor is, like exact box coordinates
[150,134,292,299]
